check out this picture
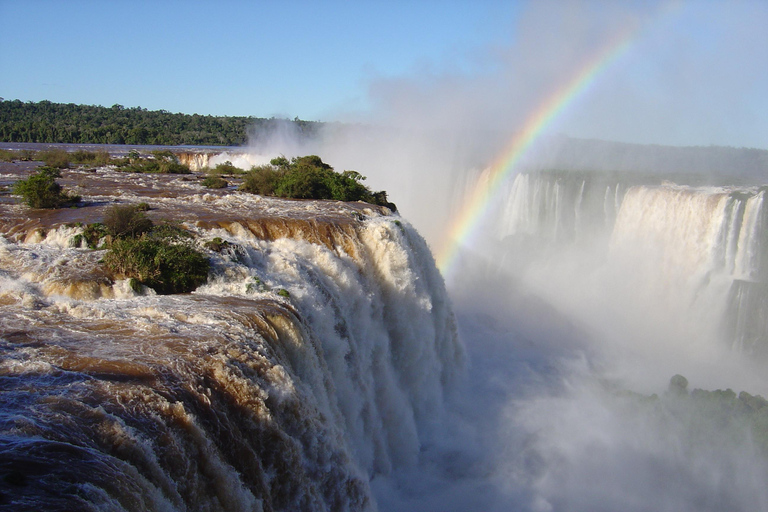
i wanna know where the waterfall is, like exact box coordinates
[4,155,768,512]
[498,171,631,245]
[496,171,768,355]
[435,169,768,512]
[0,194,462,511]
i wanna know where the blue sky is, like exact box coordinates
[1,0,767,149]
[0,1,520,119]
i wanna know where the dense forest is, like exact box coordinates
[0,99,323,146]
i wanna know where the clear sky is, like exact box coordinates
[1,0,767,149]
[0,0,520,119]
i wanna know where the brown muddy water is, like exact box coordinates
[0,153,462,511]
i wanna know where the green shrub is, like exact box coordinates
[669,374,689,395]
[0,149,15,162]
[210,161,244,176]
[274,164,333,199]
[204,237,230,252]
[12,168,80,208]
[103,204,154,238]
[151,150,175,160]
[238,155,396,210]
[18,150,36,161]
[82,222,109,248]
[202,176,228,189]
[240,165,279,195]
[38,149,70,168]
[69,234,84,248]
[147,222,193,242]
[120,160,191,174]
[102,235,209,294]
[71,150,112,166]
[270,156,290,169]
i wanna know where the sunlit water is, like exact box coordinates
[3,158,768,511]
[0,162,461,511]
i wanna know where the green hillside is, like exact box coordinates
[0,99,322,146]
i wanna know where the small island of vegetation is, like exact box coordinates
[70,204,210,295]
[12,167,81,208]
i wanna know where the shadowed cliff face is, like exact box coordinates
[0,163,462,511]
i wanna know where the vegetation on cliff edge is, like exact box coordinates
[240,155,396,210]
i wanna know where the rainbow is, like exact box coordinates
[436,28,640,278]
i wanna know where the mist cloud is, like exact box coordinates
[312,3,768,510]
[300,0,767,251]
[235,2,768,510]
[353,0,768,149]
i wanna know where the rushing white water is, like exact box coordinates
[0,183,462,510]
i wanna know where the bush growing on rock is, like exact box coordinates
[202,176,228,189]
[103,204,154,238]
[240,165,280,196]
[239,155,396,210]
[67,205,210,294]
[209,161,244,176]
[12,167,80,208]
[102,224,209,295]
[103,235,209,294]
[70,150,112,166]
[37,149,71,169]
[204,237,230,252]
[117,150,191,174]
[72,223,109,249]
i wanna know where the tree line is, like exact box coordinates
[0,99,323,146]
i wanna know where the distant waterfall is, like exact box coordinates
[612,186,766,282]
[497,171,768,354]
[497,171,627,244]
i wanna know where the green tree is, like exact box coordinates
[274,164,333,199]
[240,165,280,195]
[201,175,228,188]
[0,99,323,146]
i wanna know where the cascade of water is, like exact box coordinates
[492,171,768,358]
[733,191,766,281]
[0,202,462,511]
[444,171,768,512]
[498,171,633,246]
